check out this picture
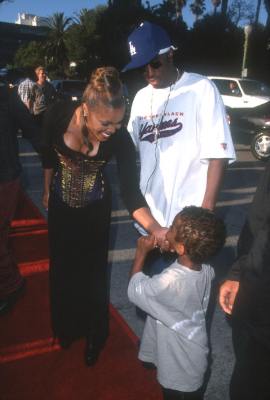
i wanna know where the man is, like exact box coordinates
[0,81,40,314]
[122,21,235,272]
[17,68,35,112]
[219,160,270,400]
[32,66,56,126]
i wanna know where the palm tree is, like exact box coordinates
[44,12,72,74]
[265,0,270,27]
[212,0,221,15]
[221,0,229,15]
[254,0,262,25]
[190,0,206,22]
[176,0,187,20]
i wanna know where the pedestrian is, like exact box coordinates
[41,66,163,366]
[17,68,35,112]
[32,66,56,126]
[219,159,270,400]
[128,206,226,399]
[0,80,40,314]
[122,21,235,275]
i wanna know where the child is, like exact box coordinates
[128,206,226,400]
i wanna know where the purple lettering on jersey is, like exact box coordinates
[139,118,183,143]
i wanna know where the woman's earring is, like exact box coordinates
[83,106,88,117]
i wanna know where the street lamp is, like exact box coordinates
[241,24,252,78]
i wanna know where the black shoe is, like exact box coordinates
[84,337,101,367]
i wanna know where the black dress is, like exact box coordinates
[41,101,146,346]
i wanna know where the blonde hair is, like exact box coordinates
[82,67,125,109]
[35,66,45,76]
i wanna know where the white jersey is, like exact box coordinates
[128,72,236,229]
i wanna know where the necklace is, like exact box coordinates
[81,107,93,155]
[150,68,180,143]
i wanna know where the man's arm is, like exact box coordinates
[201,159,227,210]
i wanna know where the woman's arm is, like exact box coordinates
[42,168,53,210]
[115,129,168,248]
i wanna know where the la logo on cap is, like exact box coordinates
[129,41,137,56]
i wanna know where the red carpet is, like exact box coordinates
[0,190,162,400]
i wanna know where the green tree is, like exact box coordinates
[190,0,206,22]
[212,0,221,15]
[228,0,255,26]
[14,41,46,69]
[221,0,229,15]
[188,13,242,75]
[254,0,262,26]
[44,12,73,76]
[265,0,270,27]
[65,7,105,78]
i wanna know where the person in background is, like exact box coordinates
[17,68,35,112]
[128,206,226,400]
[219,159,270,400]
[41,66,163,366]
[0,81,40,314]
[32,66,56,126]
[122,21,235,276]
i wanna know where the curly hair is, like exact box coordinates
[173,206,226,264]
[82,66,125,109]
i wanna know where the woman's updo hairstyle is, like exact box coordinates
[82,67,125,109]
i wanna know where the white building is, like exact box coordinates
[15,13,48,27]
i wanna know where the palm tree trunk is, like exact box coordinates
[265,0,270,28]
[221,0,228,15]
[255,0,262,25]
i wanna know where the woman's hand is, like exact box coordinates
[219,280,239,315]
[151,227,168,248]
[136,235,157,257]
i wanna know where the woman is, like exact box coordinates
[41,67,165,366]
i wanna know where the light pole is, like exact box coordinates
[241,25,252,78]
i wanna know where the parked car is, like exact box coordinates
[227,102,270,161]
[208,76,270,109]
[51,79,87,102]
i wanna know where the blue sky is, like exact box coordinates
[0,0,267,28]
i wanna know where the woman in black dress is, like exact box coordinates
[41,67,165,366]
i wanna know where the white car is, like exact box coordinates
[208,76,270,108]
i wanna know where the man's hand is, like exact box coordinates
[219,280,239,315]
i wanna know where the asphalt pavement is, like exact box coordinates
[19,136,263,400]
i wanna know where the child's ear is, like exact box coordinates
[175,242,185,256]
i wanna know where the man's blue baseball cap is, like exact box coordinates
[122,21,175,72]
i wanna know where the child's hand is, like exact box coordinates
[130,235,157,278]
[136,235,156,256]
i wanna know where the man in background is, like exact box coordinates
[0,81,40,314]
[32,66,56,126]
[17,67,35,112]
